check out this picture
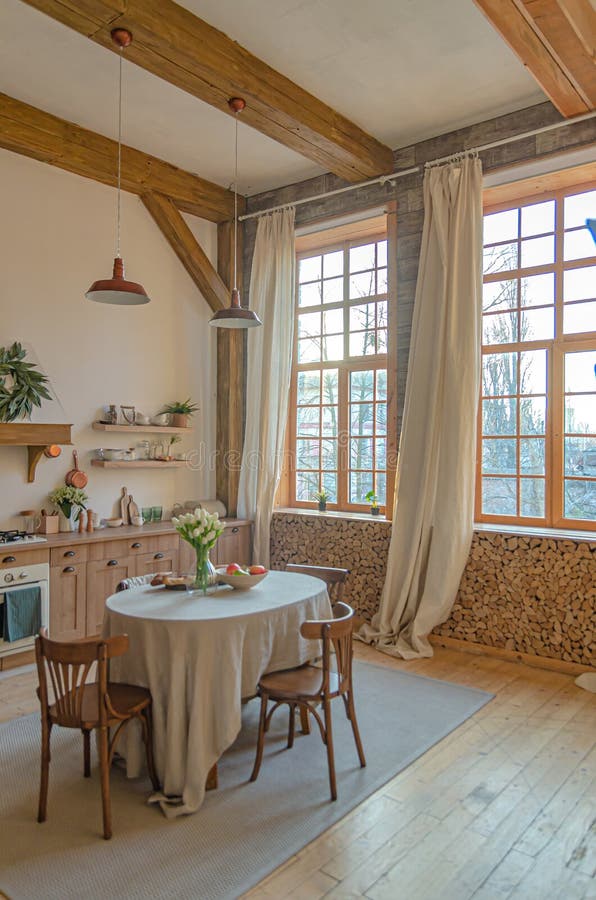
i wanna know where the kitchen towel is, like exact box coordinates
[3,585,41,641]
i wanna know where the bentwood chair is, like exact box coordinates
[250,601,366,801]
[35,628,160,839]
[285,564,349,604]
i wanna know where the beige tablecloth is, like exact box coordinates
[103,571,331,817]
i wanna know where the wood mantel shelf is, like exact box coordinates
[0,423,72,482]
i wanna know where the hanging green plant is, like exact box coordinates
[0,342,52,423]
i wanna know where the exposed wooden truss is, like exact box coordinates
[474,0,596,116]
[141,192,229,312]
[215,221,246,517]
[0,92,235,222]
[21,0,394,182]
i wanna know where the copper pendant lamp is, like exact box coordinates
[86,28,150,306]
[209,98,261,328]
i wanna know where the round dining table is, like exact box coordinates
[103,570,332,817]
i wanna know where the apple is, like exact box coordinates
[233,568,249,576]
[249,565,267,575]
[226,563,241,575]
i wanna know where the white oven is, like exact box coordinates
[0,561,50,657]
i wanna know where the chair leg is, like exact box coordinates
[250,693,268,783]
[83,729,91,777]
[323,698,337,801]
[287,703,295,749]
[98,726,112,840]
[37,718,52,823]
[140,708,160,791]
[346,689,366,768]
[299,705,311,735]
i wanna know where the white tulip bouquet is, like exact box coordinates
[172,508,225,593]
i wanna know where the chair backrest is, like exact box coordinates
[116,573,159,592]
[285,564,349,603]
[300,602,354,694]
[35,628,129,728]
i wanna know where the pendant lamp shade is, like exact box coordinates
[86,257,150,305]
[86,28,150,306]
[209,98,261,329]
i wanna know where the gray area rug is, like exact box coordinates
[0,662,492,900]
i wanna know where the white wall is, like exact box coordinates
[0,149,218,529]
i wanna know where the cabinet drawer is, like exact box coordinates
[50,562,86,641]
[88,533,178,560]
[0,548,48,568]
[50,545,89,566]
[216,524,251,567]
[135,549,179,577]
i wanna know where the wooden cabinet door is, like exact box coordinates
[134,548,179,577]
[215,525,252,567]
[86,557,135,636]
[50,563,86,641]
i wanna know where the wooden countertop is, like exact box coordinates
[4,519,251,551]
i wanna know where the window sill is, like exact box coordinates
[274,507,391,524]
[473,523,596,543]
[274,509,595,542]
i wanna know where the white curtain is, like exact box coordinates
[237,208,296,566]
[359,155,483,659]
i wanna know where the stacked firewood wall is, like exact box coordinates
[270,513,595,666]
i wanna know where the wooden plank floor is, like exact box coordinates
[1,645,594,899]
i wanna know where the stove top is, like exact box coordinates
[0,530,47,544]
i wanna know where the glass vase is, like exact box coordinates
[193,547,216,595]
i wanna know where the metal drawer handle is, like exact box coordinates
[107,559,118,567]
[2,556,16,563]
[154,552,164,559]
[231,527,239,534]
[64,550,76,557]
[131,542,141,549]
[63,566,75,573]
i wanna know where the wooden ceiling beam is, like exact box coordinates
[21,0,394,182]
[0,92,235,222]
[473,0,596,116]
[141,192,229,312]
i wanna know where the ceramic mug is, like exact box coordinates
[131,515,144,526]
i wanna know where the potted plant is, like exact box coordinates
[314,489,329,512]
[48,485,88,532]
[159,398,199,428]
[365,490,380,516]
[0,341,52,422]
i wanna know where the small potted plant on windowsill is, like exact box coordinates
[159,398,199,429]
[314,489,329,512]
[365,490,380,516]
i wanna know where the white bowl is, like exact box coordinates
[216,568,268,590]
[151,413,171,427]
[105,517,123,527]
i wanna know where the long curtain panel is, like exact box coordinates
[359,154,483,658]
[237,209,296,566]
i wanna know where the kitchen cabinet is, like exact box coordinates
[86,557,136,637]
[49,562,86,641]
[45,520,251,642]
[214,523,251,567]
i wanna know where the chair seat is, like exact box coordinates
[258,664,340,700]
[49,682,151,728]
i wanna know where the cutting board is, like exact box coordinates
[128,494,139,522]
[120,487,129,524]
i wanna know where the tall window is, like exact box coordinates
[288,225,395,513]
[478,182,596,530]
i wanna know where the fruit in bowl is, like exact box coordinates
[217,563,269,590]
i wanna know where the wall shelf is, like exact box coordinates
[0,423,72,482]
[92,423,191,435]
[91,459,187,469]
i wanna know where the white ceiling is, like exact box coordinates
[0,0,545,195]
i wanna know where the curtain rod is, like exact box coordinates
[239,110,596,222]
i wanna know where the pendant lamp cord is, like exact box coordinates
[233,111,238,292]
[116,47,123,260]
